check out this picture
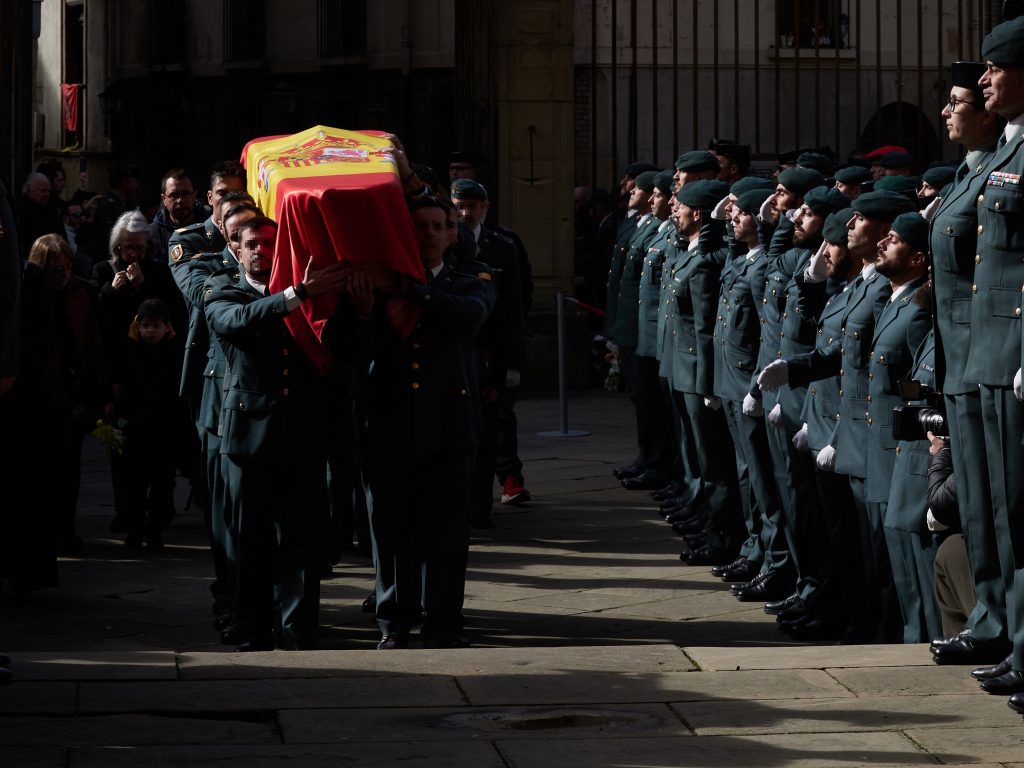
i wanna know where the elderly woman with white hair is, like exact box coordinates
[90,210,189,532]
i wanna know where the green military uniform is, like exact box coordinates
[709,189,782,573]
[205,265,330,649]
[928,69,1005,647]
[668,180,743,557]
[884,330,942,643]
[965,28,1024,673]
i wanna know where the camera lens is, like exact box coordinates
[918,408,946,436]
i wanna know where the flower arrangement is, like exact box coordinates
[90,419,127,456]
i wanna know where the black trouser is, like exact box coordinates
[494,387,524,485]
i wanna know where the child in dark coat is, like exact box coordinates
[113,298,186,550]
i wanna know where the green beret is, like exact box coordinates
[778,167,827,197]
[625,161,658,178]
[675,179,730,209]
[450,178,488,201]
[797,152,835,176]
[633,171,658,193]
[734,187,776,215]
[730,176,775,196]
[951,61,987,105]
[923,165,956,190]
[834,166,873,185]
[874,175,920,195]
[851,190,917,221]
[822,208,853,245]
[653,170,676,195]
[675,150,720,173]
[880,151,914,169]
[982,16,1024,67]
[890,212,930,253]
[803,186,850,216]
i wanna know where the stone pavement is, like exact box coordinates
[1,391,1022,766]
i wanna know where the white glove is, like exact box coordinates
[768,403,784,428]
[804,239,829,284]
[742,392,763,417]
[758,194,776,222]
[757,359,789,391]
[704,395,722,411]
[921,195,943,222]
[712,194,734,221]
[926,509,949,533]
[784,208,799,221]
[506,369,521,388]
[792,423,809,451]
[816,444,837,472]
[1015,368,1023,402]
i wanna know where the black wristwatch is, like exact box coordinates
[294,282,310,301]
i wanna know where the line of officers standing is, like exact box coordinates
[164,148,526,652]
[603,16,1024,715]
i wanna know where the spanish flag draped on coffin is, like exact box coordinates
[241,125,423,373]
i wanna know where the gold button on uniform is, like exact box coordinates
[412,341,421,349]
[459,388,467,395]
[977,194,984,204]
[282,368,289,376]
[895,446,902,455]
[867,416,873,425]
[976,254,982,264]
[1016,308,1022,318]
[412,362,420,370]
[972,284,978,294]
[282,348,290,356]
[411,382,420,390]
[978,225,984,235]
[282,388,289,396]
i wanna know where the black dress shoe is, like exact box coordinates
[764,592,801,616]
[422,629,471,649]
[720,559,760,583]
[776,599,810,623]
[621,475,668,491]
[672,516,708,536]
[711,558,748,578]
[652,482,683,501]
[786,616,843,641]
[613,463,643,480]
[972,655,1013,681]
[660,498,691,513]
[1009,691,1024,714]
[377,633,410,650]
[362,593,377,613]
[681,544,732,566]
[734,571,793,602]
[930,629,968,650]
[979,669,1024,695]
[931,634,1009,665]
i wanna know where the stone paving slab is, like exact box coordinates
[177,645,695,680]
[0,682,76,715]
[457,668,852,707]
[6,652,178,681]
[670,693,1013,735]
[278,703,687,743]
[78,676,466,713]
[904,725,1024,763]
[686,643,934,671]
[67,743,507,767]
[0,714,279,746]
[827,663,987,696]
[493,732,940,766]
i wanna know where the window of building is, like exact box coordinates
[776,0,851,50]
[147,0,185,66]
[317,0,368,59]
[224,0,267,63]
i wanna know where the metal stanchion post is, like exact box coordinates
[539,291,591,438]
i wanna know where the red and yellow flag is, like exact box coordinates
[241,126,423,372]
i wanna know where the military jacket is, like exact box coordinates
[670,240,725,397]
[788,268,891,477]
[604,214,638,340]
[472,225,525,381]
[929,145,996,395]
[168,217,225,296]
[334,261,497,459]
[963,129,1024,387]
[190,248,239,430]
[657,238,684,374]
[864,277,931,502]
[204,268,325,461]
[613,214,662,349]
[712,247,767,401]
[636,221,674,358]
[798,275,850,452]
[886,330,937,532]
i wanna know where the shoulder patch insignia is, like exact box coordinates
[170,244,185,262]
[478,272,492,281]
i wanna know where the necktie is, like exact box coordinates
[998,132,1008,150]
[956,160,969,184]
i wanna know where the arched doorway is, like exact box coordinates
[859,102,942,169]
